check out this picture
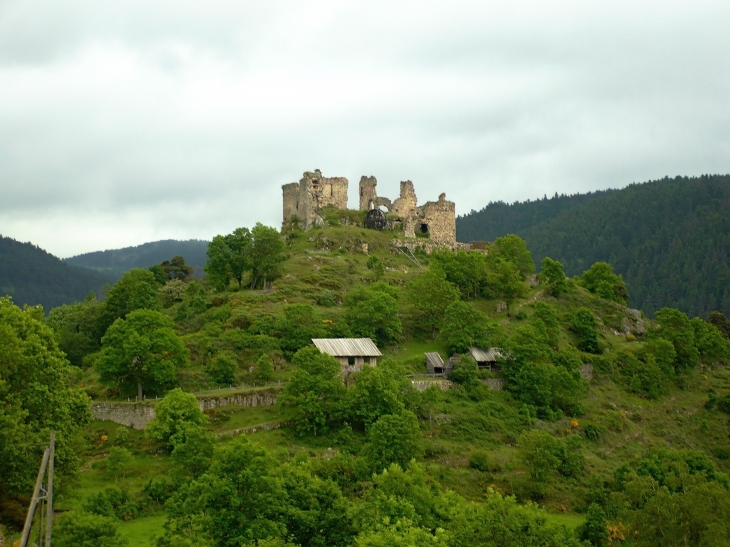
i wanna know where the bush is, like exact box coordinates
[571,308,600,354]
[146,388,207,450]
[315,290,337,307]
[468,450,493,472]
[365,411,422,472]
[83,487,140,520]
[54,511,129,547]
[144,475,176,504]
[208,350,238,385]
[583,423,607,441]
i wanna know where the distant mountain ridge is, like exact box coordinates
[0,235,112,311]
[65,239,210,280]
[456,174,730,318]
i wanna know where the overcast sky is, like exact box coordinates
[2,1,730,258]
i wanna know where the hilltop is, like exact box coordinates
[3,214,729,546]
[457,174,730,318]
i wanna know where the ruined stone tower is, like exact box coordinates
[282,169,457,245]
[282,170,349,229]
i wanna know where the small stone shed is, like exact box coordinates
[312,338,382,377]
[425,352,452,376]
[467,347,504,372]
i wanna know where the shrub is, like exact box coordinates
[146,388,207,450]
[54,511,129,547]
[315,290,337,307]
[208,350,238,385]
[468,450,492,472]
[583,423,607,441]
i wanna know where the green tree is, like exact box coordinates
[570,308,600,354]
[345,286,402,346]
[540,257,567,296]
[654,307,700,370]
[209,350,238,386]
[492,234,535,280]
[578,504,609,546]
[106,446,132,481]
[447,355,478,385]
[54,511,129,547]
[531,301,560,348]
[160,255,194,282]
[517,430,560,497]
[249,223,287,289]
[439,301,494,354]
[580,262,628,304]
[708,311,730,339]
[255,353,275,382]
[0,297,91,502]
[171,424,215,478]
[163,437,354,547]
[276,303,323,358]
[146,388,207,450]
[365,411,421,472]
[278,347,347,436]
[355,519,449,547]
[46,294,105,367]
[97,310,188,399]
[98,268,159,334]
[346,361,407,429]
[488,258,528,318]
[404,269,460,338]
[205,227,252,291]
[366,255,385,280]
[691,317,730,366]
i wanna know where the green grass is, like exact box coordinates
[116,514,167,546]
[545,512,585,530]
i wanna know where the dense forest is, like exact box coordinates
[2,214,729,546]
[66,239,210,280]
[457,175,730,318]
[0,235,111,310]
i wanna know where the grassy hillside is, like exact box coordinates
[457,175,730,318]
[0,235,111,311]
[65,239,210,280]
[4,221,730,546]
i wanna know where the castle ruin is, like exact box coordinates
[282,170,457,245]
[282,170,349,230]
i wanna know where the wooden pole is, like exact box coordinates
[45,431,55,547]
[19,447,50,547]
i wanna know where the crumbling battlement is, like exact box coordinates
[283,170,457,244]
[358,177,456,244]
[282,170,349,229]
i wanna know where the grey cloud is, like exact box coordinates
[1,0,730,257]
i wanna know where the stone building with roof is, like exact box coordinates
[312,338,382,379]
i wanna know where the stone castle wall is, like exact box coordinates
[283,169,457,245]
[282,170,349,229]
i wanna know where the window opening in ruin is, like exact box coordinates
[420,223,429,234]
[348,357,356,366]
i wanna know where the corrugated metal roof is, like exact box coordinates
[425,352,445,368]
[312,338,382,357]
[468,347,504,362]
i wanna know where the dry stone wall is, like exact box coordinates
[91,389,279,430]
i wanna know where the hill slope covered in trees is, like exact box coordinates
[65,239,209,280]
[0,235,112,310]
[456,175,730,317]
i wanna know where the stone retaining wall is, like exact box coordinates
[91,389,279,430]
[410,380,453,391]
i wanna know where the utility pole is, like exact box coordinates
[19,431,55,547]
[45,431,55,547]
